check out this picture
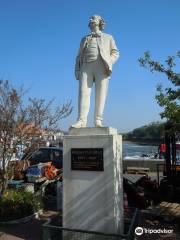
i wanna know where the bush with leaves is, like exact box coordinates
[0,189,43,221]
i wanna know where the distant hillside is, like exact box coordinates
[123,122,165,143]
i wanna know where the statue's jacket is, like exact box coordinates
[75,32,119,80]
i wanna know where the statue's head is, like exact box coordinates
[88,15,105,31]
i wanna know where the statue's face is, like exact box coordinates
[89,16,100,31]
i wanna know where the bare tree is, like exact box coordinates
[26,97,72,130]
[0,80,24,193]
[0,80,72,194]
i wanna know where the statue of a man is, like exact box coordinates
[71,15,119,128]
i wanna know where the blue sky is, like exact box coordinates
[0,0,179,132]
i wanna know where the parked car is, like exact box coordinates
[22,146,63,169]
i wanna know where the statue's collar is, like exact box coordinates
[89,31,102,37]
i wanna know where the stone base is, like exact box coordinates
[63,127,123,234]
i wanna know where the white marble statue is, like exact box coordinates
[71,15,119,128]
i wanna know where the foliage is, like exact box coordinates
[124,122,165,141]
[0,80,72,194]
[138,51,180,132]
[0,189,43,221]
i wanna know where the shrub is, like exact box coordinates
[0,189,43,221]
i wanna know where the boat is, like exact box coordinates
[123,153,159,160]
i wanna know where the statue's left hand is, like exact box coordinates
[104,68,111,76]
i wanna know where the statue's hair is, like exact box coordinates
[88,15,105,31]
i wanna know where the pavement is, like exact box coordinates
[0,210,59,240]
[1,209,180,240]
[136,210,180,240]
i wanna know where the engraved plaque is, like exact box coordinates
[71,148,104,171]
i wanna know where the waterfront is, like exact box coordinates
[123,141,158,159]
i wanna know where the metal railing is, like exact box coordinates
[42,208,138,240]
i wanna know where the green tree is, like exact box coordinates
[139,51,180,131]
[124,121,164,141]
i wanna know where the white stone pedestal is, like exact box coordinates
[63,127,123,234]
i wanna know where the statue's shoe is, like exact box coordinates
[71,120,87,128]
[94,120,103,127]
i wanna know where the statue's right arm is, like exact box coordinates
[75,37,86,80]
[75,55,81,80]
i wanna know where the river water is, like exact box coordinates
[122,141,158,159]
